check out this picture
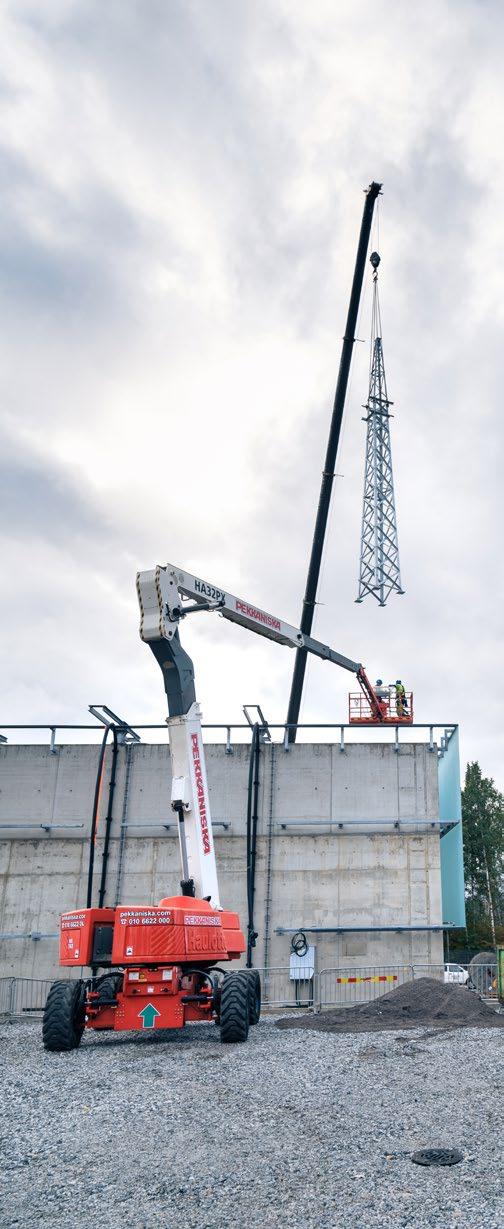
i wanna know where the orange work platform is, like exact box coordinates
[349,691,414,724]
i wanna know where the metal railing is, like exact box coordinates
[259,966,316,1010]
[466,962,498,998]
[0,976,78,1018]
[419,962,498,998]
[349,692,414,724]
[0,969,315,1016]
[1,962,498,1020]
[260,961,500,1011]
[0,720,458,756]
[411,963,447,983]
[319,964,413,1008]
[0,970,315,1018]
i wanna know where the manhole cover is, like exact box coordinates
[411,1148,464,1167]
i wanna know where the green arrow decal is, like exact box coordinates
[138,1002,161,1029]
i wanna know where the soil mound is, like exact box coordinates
[276,977,504,1034]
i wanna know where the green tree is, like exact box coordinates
[462,761,504,947]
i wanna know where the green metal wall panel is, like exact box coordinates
[438,728,466,927]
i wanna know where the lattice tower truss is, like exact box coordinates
[356,253,404,607]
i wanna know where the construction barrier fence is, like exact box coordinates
[318,964,412,1009]
[0,963,498,1019]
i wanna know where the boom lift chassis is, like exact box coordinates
[43,563,403,1051]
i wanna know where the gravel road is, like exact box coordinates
[1,1018,503,1229]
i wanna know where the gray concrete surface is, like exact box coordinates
[0,741,444,978]
[0,1019,502,1229]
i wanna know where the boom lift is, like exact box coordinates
[43,563,411,1051]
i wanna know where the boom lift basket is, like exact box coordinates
[349,690,413,724]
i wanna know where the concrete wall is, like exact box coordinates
[0,740,443,980]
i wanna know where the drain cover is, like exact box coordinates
[412,1148,464,1167]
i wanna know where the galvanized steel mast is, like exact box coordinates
[356,251,404,607]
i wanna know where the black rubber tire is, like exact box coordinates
[97,973,123,1003]
[42,980,86,1052]
[246,970,261,1025]
[220,971,250,1043]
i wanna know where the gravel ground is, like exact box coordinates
[1,1018,503,1229]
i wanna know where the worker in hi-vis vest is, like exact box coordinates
[395,679,408,717]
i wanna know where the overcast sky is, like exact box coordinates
[1,0,503,787]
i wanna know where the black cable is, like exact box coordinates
[250,727,261,930]
[182,969,215,990]
[291,930,308,957]
[86,724,111,909]
[291,931,308,1007]
[98,727,118,908]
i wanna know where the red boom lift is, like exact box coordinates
[43,563,411,1050]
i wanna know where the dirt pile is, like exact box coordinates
[276,977,504,1034]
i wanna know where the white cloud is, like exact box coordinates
[0,0,503,787]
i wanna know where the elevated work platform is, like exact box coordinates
[349,690,413,724]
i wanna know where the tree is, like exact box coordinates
[462,762,504,948]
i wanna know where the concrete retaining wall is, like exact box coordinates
[0,740,444,979]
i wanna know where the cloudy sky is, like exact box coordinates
[1,0,503,785]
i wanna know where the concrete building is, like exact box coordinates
[0,722,465,987]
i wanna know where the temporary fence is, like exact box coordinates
[0,976,76,1019]
[467,963,498,998]
[261,962,500,1010]
[260,966,316,1010]
[411,963,445,979]
[0,963,499,1020]
[318,964,413,1009]
[413,962,498,998]
[0,968,317,1016]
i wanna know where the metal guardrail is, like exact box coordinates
[258,962,500,1010]
[0,720,458,757]
[349,691,414,724]
[1,963,498,1020]
[0,971,318,1017]
[0,976,78,1017]
[259,966,316,1010]
[319,964,413,1008]
[466,964,498,998]
[415,962,498,998]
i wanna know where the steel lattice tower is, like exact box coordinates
[356,252,404,607]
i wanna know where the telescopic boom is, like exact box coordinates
[138,563,361,671]
[137,563,386,716]
[136,563,387,906]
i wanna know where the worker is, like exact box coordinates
[375,679,389,710]
[395,679,408,717]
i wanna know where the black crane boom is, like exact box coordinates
[285,181,382,743]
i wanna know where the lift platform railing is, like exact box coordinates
[349,691,413,724]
